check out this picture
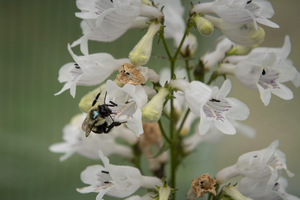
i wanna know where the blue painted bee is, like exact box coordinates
[82,91,125,137]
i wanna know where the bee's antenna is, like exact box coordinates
[92,92,101,106]
[104,91,108,104]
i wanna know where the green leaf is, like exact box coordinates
[154,142,170,158]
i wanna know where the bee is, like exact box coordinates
[82,91,125,137]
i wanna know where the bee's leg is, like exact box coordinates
[103,121,127,133]
[108,101,118,107]
[104,123,115,133]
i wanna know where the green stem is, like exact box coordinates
[173,18,192,60]
[158,119,172,145]
[175,109,190,138]
[185,60,192,82]
[206,72,218,85]
[160,32,172,60]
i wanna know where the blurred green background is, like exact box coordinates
[1,0,299,199]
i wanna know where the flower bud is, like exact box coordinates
[142,88,170,123]
[158,181,171,200]
[192,15,214,36]
[141,0,151,6]
[226,45,257,56]
[222,184,253,200]
[129,22,161,66]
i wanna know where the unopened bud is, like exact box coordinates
[226,45,257,56]
[129,22,161,66]
[222,184,253,200]
[192,15,214,36]
[158,181,171,200]
[142,88,170,123]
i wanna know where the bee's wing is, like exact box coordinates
[82,117,93,137]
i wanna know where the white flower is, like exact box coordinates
[191,0,279,30]
[49,113,135,161]
[219,36,298,106]
[216,140,294,189]
[105,80,148,137]
[77,150,162,199]
[55,44,128,97]
[236,177,300,200]
[204,15,265,46]
[202,37,234,70]
[170,79,250,135]
[226,35,300,90]
[183,119,255,153]
[73,0,163,55]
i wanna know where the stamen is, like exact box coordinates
[101,170,109,174]
[247,0,252,4]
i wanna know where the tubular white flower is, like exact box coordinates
[216,140,294,189]
[105,80,148,137]
[49,113,134,161]
[204,15,265,46]
[226,35,300,89]
[183,119,255,153]
[55,44,128,97]
[217,49,299,106]
[191,0,278,30]
[171,79,250,135]
[236,177,300,200]
[73,0,163,55]
[77,150,162,199]
[129,22,162,66]
[202,37,234,70]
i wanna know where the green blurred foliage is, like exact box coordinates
[0,0,299,200]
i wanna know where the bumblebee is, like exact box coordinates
[82,91,125,137]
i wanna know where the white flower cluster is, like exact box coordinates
[50,0,299,200]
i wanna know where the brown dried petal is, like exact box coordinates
[191,174,216,198]
[116,63,147,85]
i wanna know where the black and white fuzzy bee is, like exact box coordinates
[82,91,125,137]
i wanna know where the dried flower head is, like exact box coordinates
[186,174,216,200]
[138,122,168,176]
[117,63,147,85]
